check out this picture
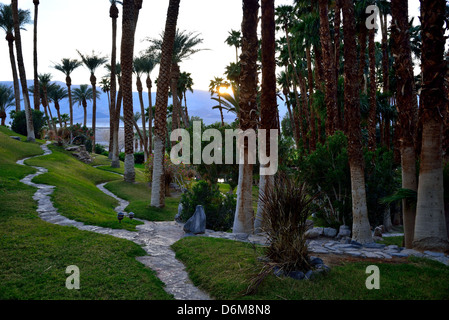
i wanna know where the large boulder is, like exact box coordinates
[305,227,323,239]
[323,227,338,238]
[183,205,206,234]
[337,225,351,239]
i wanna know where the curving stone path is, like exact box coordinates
[17,142,211,300]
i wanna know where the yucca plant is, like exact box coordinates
[259,172,317,273]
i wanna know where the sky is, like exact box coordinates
[0,0,421,92]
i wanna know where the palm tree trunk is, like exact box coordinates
[255,0,277,233]
[413,0,449,252]
[6,35,21,112]
[55,101,62,129]
[171,63,181,131]
[33,0,40,111]
[110,2,119,162]
[90,74,97,155]
[66,77,74,127]
[151,0,181,208]
[391,0,418,248]
[111,82,122,168]
[318,0,337,137]
[368,28,377,151]
[146,76,153,153]
[233,0,259,235]
[83,100,87,128]
[342,0,372,244]
[137,76,148,161]
[11,0,35,142]
[121,0,136,183]
[306,46,316,151]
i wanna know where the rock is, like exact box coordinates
[175,203,183,222]
[273,266,284,277]
[364,242,386,249]
[288,271,305,280]
[183,205,206,234]
[305,227,323,239]
[65,146,80,152]
[309,256,324,267]
[337,225,351,239]
[373,236,383,242]
[305,270,314,280]
[10,136,21,141]
[324,227,338,238]
[374,226,383,237]
[72,145,92,164]
[234,233,249,241]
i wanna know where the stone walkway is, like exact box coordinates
[16,142,449,301]
[17,142,211,300]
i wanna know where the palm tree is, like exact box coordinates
[147,29,205,133]
[368,25,377,151]
[133,55,150,161]
[225,29,241,63]
[109,0,121,164]
[120,0,137,183]
[60,113,70,128]
[0,3,30,113]
[47,83,68,129]
[342,0,372,244]
[53,58,82,127]
[391,0,419,248]
[233,0,259,235]
[72,84,97,128]
[77,50,108,154]
[177,71,193,127]
[255,0,278,233]
[0,84,15,126]
[151,0,181,208]
[209,76,228,126]
[38,73,55,131]
[32,0,40,111]
[140,52,158,153]
[11,0,34,142]
[413,0,449,252]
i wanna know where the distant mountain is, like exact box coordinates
[1,80,287,127]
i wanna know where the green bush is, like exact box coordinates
[134,152,145,164]
[180,180,236,231]
[10,110,45,139]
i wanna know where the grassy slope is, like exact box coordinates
[0,128,172,299]
[172,237,449,300]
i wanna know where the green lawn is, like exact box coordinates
[0,127,172,299]
[172,237,449,300]
[104,180,180,221]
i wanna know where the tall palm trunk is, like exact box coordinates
[82,100,87,128]
[306,46,316,151]
[391,0,418,248]
[368,28,377,151]
[112,79,123,167]
[6,33,21,112]
[110,2,119,165]
[413,0,449,252]
[318,0,337,137]
[171,63,181,131]
[136,75,148,161]
[121,0,136,182]
[342,0,372,244]
[11,0,35,142]
[146,76,153,153]
[66,76,74,127]
[233,0,259,235]
[33,0,40,111]
[90,74,98,154]
[151,0,181,208]
[55,100,62,129]
[255,0,277,233]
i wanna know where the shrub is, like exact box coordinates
[180,180,236,231]
[258,173,315,273]
[134,152,145,164]
[10,110,45,139]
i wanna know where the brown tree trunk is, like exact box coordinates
[368,28,377,151]
[151,0,181,208]
[413,0,449,252]
[110,2,119,164]
[233,0,259,234]
[342,0,372,244]
[318,0,338,137]
[11,0,35,142]
[33,0,40,111]
[146,76,153,153]
[6,35,21,112]
[121,0,136,182]
[137,76,148,160]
